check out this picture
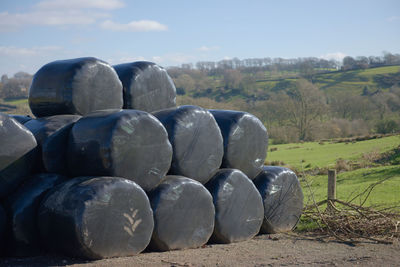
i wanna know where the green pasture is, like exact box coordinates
[266,135,400,170]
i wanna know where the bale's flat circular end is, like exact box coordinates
[149,176,215,251]
[6,173,67,256]
[38,176,154,259]
[253,166,303,233]
[68,109,172,191]
[206,169,264,243]
[209,110,268,179]
[153,105,223,184]
[29,57,123,117]
[113,61,176,112]
[0,113,37,198]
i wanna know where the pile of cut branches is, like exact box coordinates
[300,174,400,245]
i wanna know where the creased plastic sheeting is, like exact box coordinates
[209,110,268,180]
[0,113,37,198]
[29,57,123,117]
[253,166,304,234]
[0,204,5,250]
[10,115,32,124]
[153,106,223,184]
[24,115,81,174]
[37,176,154,260]
[205,169,264,243]
[113,61,176,112]
[67,109,172,192]
[6,173,67,256]
[148,176,215,251]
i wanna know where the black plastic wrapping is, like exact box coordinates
[209,110,268,180]
[0,113,37,199]
[148,176,215,251]
[205,169,264,243]
[10,115,32,124]
[24,115,81,173]
[113,61,176,112]
[5,173,67,256]
[253,166,304,234]
[0,203,5,251]
[29,57,123,117]
[67,109,172,192]
[37,176,154,260]
[153,106,223,184]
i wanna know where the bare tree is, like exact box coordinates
[284,79,327,140]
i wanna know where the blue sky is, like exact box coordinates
[0,0,399,75]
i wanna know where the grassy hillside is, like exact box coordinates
[182,65,400,101]
[266,134,400,208]
[253,65,400,97]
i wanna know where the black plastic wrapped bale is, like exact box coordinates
[37,176,154,260]
[6,173,67,256]
[148,176,215,251]
[68,110,172,192]
[253,166,303,234]
[205,169,264,243]
[10,115,32,124]
[209,110,268,180]
[0,113,37,199]
[29,57,123,117]
[113,61,176,112]
[24,115,81,173]
[153,106,223,184]
[0,204,5,250]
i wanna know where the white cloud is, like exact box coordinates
[100,20,167,32]
[36,0,124,10]
[320,52,347,62]
[0,0,122,31]
[198,45,220,52]
[154,53,196,65]
[0,46,62,56]
[386,16,400,22]
[0,11,108,31]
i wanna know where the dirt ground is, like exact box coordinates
[1,233,399,267]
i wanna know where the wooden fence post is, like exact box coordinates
[327,169,337,208]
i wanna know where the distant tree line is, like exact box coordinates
[170,52,400,75]
[0,72,32,99]
[342,52,400,70]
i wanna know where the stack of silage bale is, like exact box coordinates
[0,57,303,260]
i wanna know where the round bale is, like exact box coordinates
[24,115,81,174]
[10,115,32,124]
[0,204,6,251]
[113,61,176,112]
[0,113,37,198]
[148,176,215,251]
[253,166,304,234]
[205,169,264,243]
[29,57,123,117]
[37,176,154,260]
[209,110,268,179]
[6,173,67,256]
[68,109,172,192]
[153,106,223,184]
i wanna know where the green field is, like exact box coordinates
[257,65,400,96]
[267,135,400,207]
[267,135,400,170]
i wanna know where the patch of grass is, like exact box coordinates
[266,135,400,170]
[302,165,400,207]
[0,97,32,116]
